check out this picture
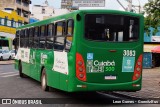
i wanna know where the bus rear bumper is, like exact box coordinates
[68,79,142,92]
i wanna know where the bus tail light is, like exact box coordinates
[76,53,86,81]
[132,54,143,81]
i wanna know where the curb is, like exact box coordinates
[0,61,15,65]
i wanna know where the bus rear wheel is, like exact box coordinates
[41,69,49,91]
[19,62,24,78]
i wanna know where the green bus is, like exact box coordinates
[0,37,12,50]
[14,10,144,92]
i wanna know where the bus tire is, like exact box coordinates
[41,69,49,91]
[8,56,11,60]
[19,62,24,78]
[0,56,3,61]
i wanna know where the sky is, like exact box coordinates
[30,0,149,11]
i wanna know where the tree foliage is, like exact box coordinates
[143,0,160,35]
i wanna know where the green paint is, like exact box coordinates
[15,10,144,92]
[105,67,115,72]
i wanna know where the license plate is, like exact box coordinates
[105,75,117,80]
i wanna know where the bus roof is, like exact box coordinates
[17,9,143,30]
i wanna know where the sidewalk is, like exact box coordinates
[0,60,15,65]
[114,67,160,98]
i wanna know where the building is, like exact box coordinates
[0,0,31,24]
[143,27,160,68]
[0,10,24,50]
[31,0,70,20]
[61,0,73,9]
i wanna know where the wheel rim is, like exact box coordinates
[42,74,46,88]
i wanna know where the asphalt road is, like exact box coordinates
[0,65,159,107]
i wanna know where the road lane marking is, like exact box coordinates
[1,73,19,77]
[0,71,18,76]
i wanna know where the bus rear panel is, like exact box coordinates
[69,11,143,92]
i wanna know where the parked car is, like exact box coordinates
[0,49,12,61]
[10,50,16,59]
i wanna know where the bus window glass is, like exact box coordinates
[24,29,29,48]
[33,27,39,48]
[16,31,20,38]
[47,24,53,37]
[39,26,46,48]
[46,37,54,49]
[29,28,33,37]
[85,14,139,42]
[54,37,65,50]
[34,27,39,37]
[46,24,54,49]
[29,28,34,47]
[20,30,25,47]
[67,20,73,35]
[54,21,65,50]
[56,22,63,36]
[40,26,45,37]
[65,19,74,51]
[33,38,39,48]
[0,40,9,47]
[15,31,20,48]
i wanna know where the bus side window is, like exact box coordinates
[20,30,25,48]
[15,31,20,50]
[29,28,34,48]
[33,27,39,49]
[24,29,29,48]
[54,21,65,51]
[39,25,46,49]
[46,24,54,49]
[65,19,74,52]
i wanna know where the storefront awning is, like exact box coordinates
[151,46,160,53]
[144,44,160,52]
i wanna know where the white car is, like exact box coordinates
[10,50,16,59]
[0,50,12,61]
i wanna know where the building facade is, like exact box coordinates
[61,0,73,9]
[0,10,24,50]
[0,0,31,24]
[31,0,70,21]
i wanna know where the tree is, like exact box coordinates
[143,0,160,35]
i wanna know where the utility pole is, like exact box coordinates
[117,0,141,13]
[117,0,132,12]
[128,0,132,12]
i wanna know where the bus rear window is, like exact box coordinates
[85,14,139,42]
